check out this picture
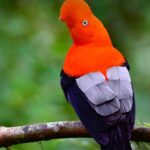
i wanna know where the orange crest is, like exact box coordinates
[60,0,92,23]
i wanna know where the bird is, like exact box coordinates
[59,0,135,149]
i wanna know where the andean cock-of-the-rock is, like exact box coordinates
[59,0,135,149]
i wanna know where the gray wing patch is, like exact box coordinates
[76,72,105,92]
[76,72,120,116]
[107,67,131,81]
[120,98,133,113]
[76,67,133,116]
[84,82,116,105]
[90,97,120,116]
[107,67,133,113]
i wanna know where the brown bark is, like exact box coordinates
[0,121,149,147]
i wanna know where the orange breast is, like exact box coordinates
[63,45,125,77]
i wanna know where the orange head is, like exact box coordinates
[60,0,112,46]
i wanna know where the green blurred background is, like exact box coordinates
[0,0,150,149]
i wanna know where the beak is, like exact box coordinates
[59,16,64,21]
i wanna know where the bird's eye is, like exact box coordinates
[82,20,89,26]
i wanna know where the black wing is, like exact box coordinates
[60,64,135,145]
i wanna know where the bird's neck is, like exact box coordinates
[91,18,112,47]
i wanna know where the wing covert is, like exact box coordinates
[76,66,133,116]
[76,72,120,116]
[107,67,133,113]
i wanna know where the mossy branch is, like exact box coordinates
[0,121,150,147]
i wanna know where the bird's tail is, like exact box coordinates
[101,123,132,150]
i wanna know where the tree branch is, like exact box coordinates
[0,121,150,147]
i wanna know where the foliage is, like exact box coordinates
[0,0,150,149]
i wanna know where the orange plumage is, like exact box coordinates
[60,0,125,77]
